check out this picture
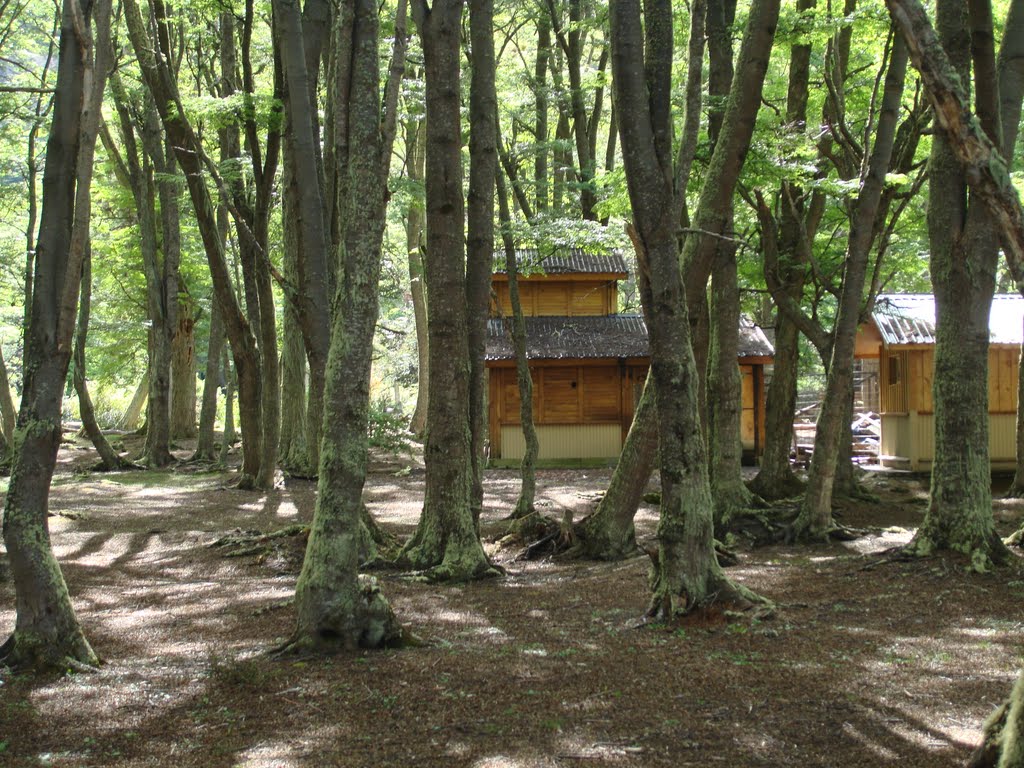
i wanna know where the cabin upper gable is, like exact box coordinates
[490,249,627,318]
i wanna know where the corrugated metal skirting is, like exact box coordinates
[500,424,622,460]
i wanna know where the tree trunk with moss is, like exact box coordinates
[708,244,758,531]
[610,0,774,616]
[887,0,1019,569]
[968,668,1024,768]
[284,0,408,653]
[1,0,110,671]
[398,0,497,581]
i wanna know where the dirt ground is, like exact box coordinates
[2,437,1024,768]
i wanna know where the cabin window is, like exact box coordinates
[888,354,901,386]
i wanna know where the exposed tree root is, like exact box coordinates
[404,559,504,583]
[271,577,418,656]
[0,631,100,674]
[644,569,775,623]
[1005,527,1024,549]
[747,469,805,501]
[901,529,1014,573]
[968,669,1024,768]
[89,458,144,473]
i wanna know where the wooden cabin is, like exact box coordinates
[485,249,774,466]
[855,293,1024,471]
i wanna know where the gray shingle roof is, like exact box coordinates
[493,248,628,276]
[486,315,774,361]
[738,315,776,358]
[872,294,1024,346]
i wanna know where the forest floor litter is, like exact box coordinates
[2,434,1023,767]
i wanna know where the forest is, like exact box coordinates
[1,0,1024,763]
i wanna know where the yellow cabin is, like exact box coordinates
[855,293,1024,471]
[485,249,774,466]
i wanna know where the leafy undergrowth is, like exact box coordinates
[1,441,1023,767]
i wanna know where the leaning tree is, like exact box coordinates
[1,0,111,670]
[609,0,775,615]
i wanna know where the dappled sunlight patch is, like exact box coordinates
[233,742,302,768]
[553,734,643,762]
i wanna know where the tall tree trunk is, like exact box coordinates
[748,313,805,499]
[708,243,758,531]
[170,296,197,439]
[610,0,773,615]
[466,0,497,529]
[276,0,331,479]
[496,168,539,519]
[193,298,224,461]
[748,0,816,501]
[791,33,909,540]
[398,0,496,581]
[1,0,110,671]
[278,159,311,473]
[585,0,770,551]
[124,0,266,487]
[406,119,429,437]
[221,345,237,463]
[73,247,131,471]
[534,16,550,212]
[284,0,408,653]
[884,0,1022,568]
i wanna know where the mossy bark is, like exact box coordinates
[610,0,775,616]
[969,669,1024,768]
[285,0,408,653]
[399,0,496,582]
[2,0,110,671]
[898,0,1016,570]
[708,244,758,532]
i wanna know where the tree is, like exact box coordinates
[885,0,1023,570]
[0,0,111,670]
[466,0,498,528]
[123,0,272,489]
[398,0,497,581]
[73,246,132,471]
[495,167,540,520]
[283,0,408,652]
[276,0,331,478]
[778,29,910,539]
[610,0,774,615]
